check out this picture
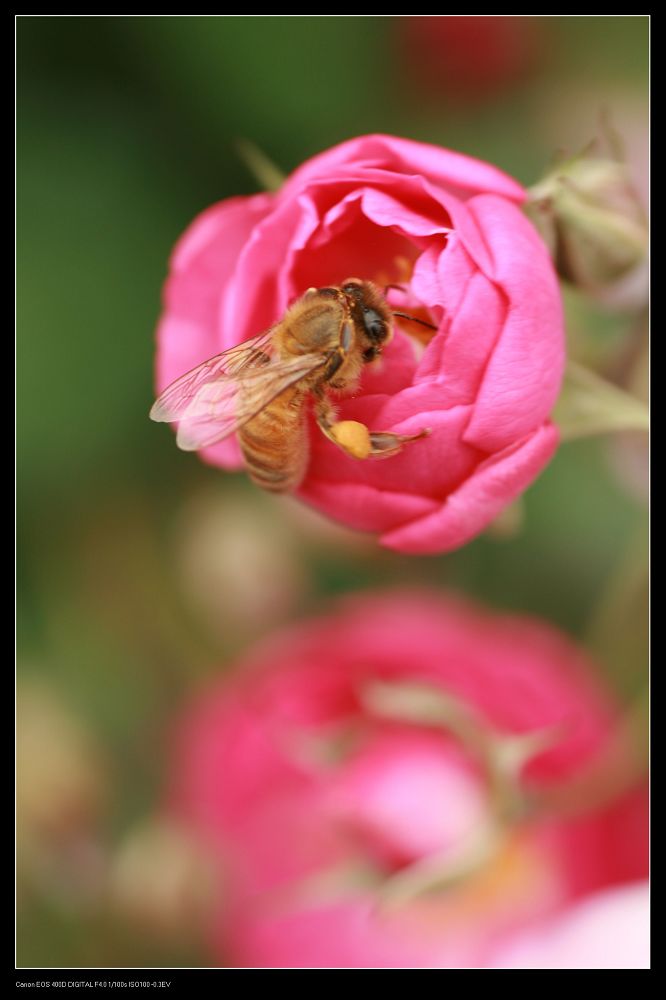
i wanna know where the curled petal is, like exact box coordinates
[380,423,559,554]
[282,134,526,204]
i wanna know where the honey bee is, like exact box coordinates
[150,279,434,493]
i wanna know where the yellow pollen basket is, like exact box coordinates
[329,421,371,459]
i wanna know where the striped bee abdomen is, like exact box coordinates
[238,386,310,493]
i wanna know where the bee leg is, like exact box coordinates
[314,393,430,461]
[366,427,431,459]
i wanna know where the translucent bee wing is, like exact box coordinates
[158,351,327,452]
[174,354,327,451]
[150,328,277,424]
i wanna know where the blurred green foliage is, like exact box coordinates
[17,16,648,968]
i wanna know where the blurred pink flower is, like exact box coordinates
[493,881,649,969]
[165,591,647,968]
[155,134,564,554]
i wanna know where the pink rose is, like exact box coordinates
[155,134,564,553]
[165,592,647,968]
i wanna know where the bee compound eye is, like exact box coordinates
[362,307,385,341]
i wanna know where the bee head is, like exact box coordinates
[341,279,393,362]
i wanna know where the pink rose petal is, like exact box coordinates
[380,422,559,553]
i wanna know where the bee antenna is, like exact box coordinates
[384,283,408,295]
[393,311,438,331]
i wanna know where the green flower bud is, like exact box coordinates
[526,136,647,308]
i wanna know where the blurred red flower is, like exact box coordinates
[400,16,544,103]
[165,591,647,968]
